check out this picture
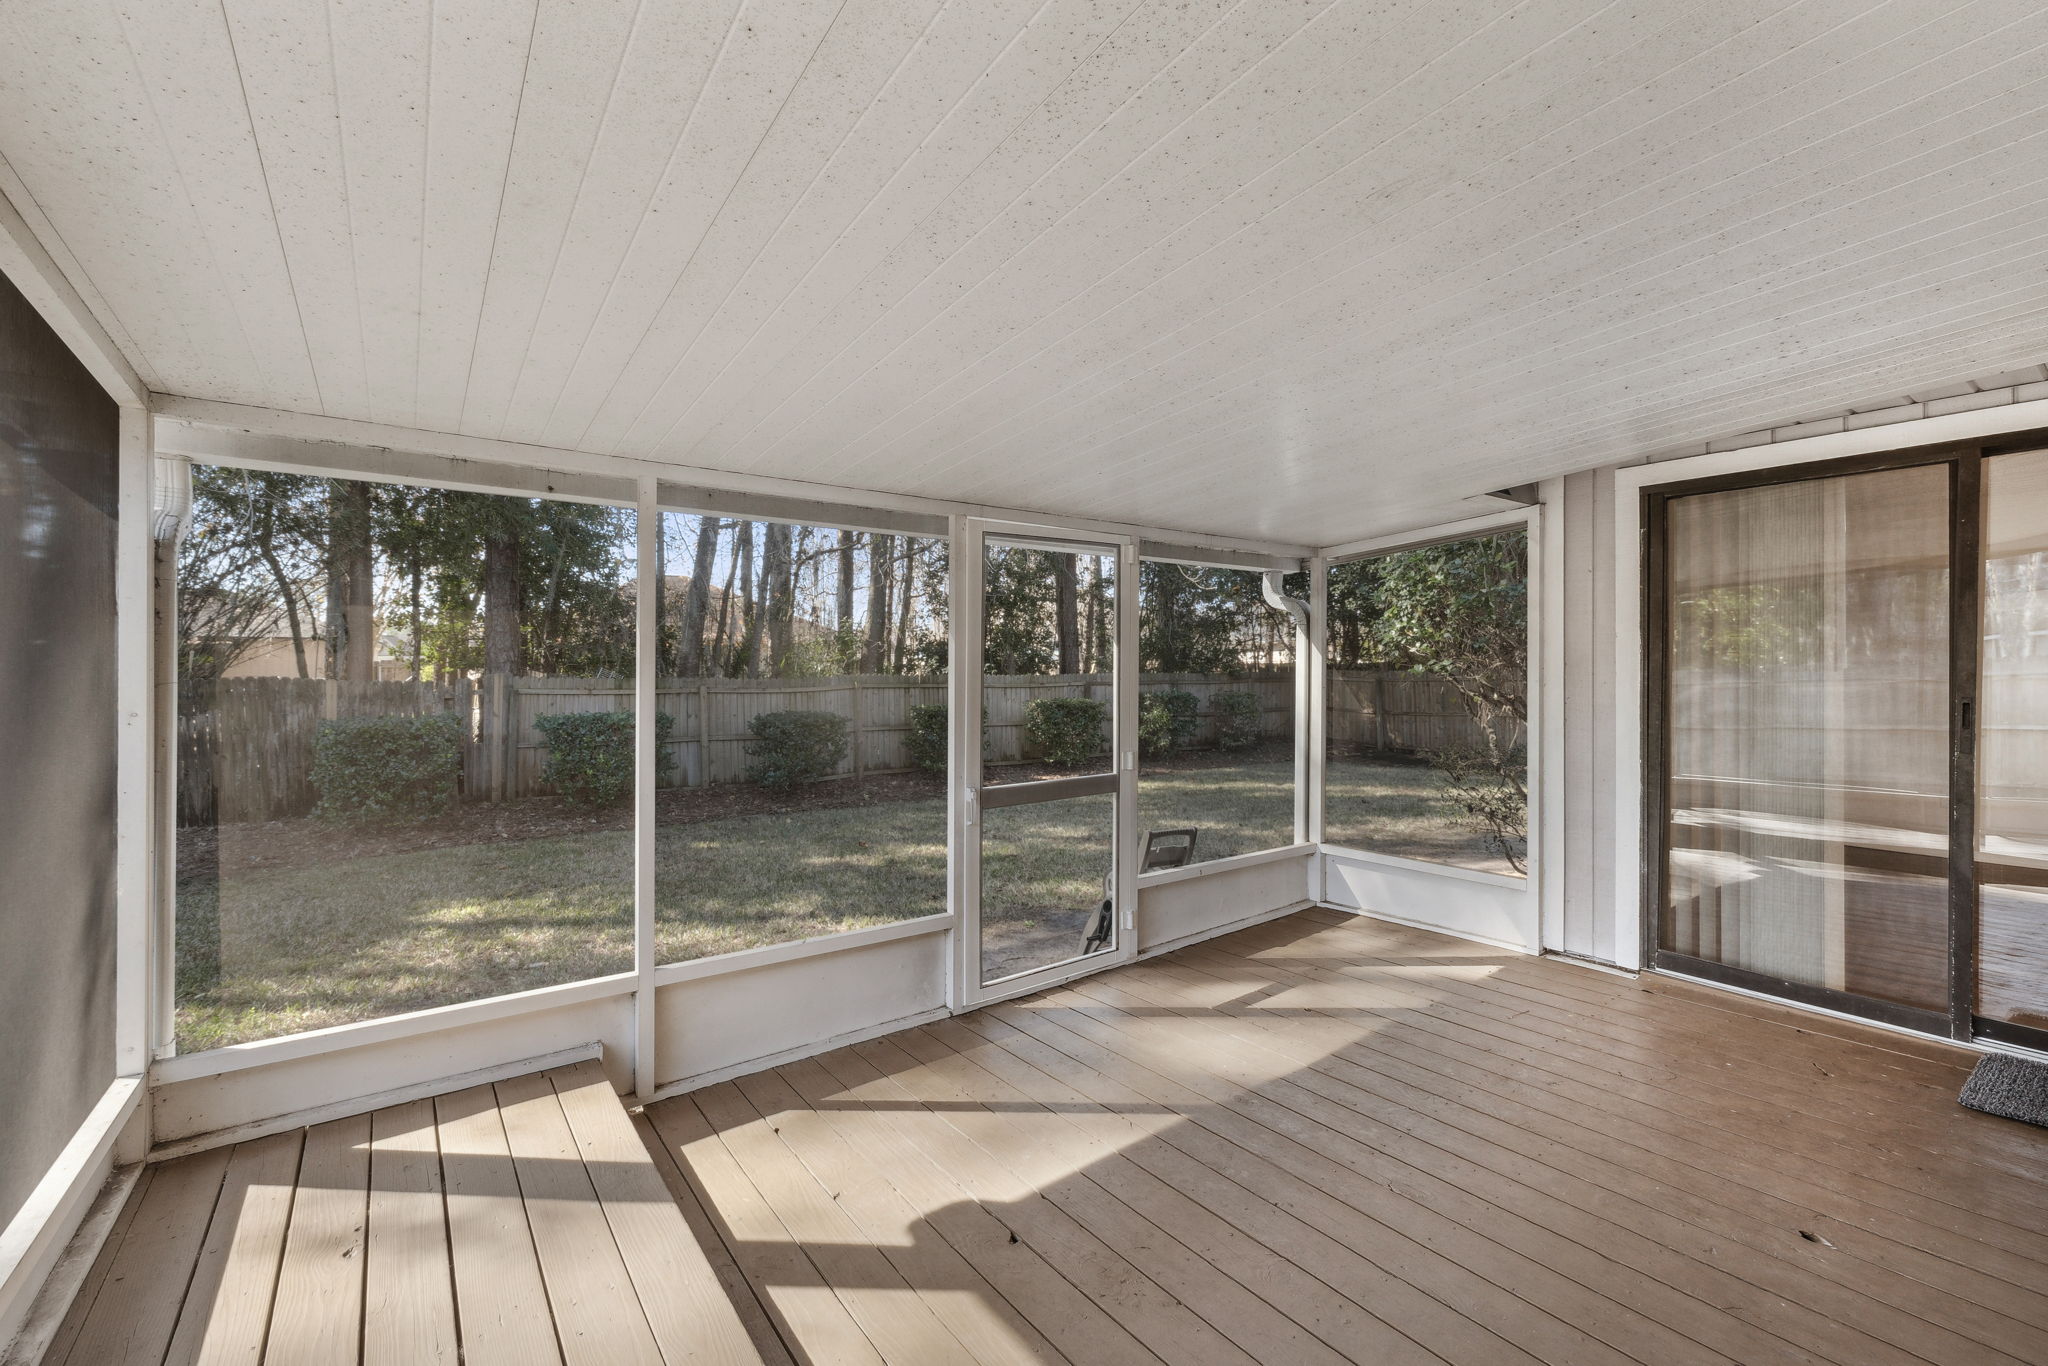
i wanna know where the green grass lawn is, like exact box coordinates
[176,755,1513,1051]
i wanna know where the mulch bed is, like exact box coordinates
[180,743,1294,881]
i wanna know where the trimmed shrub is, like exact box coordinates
[1024,696,1107,766]
[1138,689,1199,758]
[312,712,463,826]
[1213,690,1263,750]
[744,709,850,789]
[533,709,674,809]
[906,702,949,773]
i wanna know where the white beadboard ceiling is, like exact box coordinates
[4,0,2048,543]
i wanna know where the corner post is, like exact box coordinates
[633,478,659,1100]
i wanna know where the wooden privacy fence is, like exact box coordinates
[178,677,465,826]
[181,670,1296,825]
[1326,668,1508,756]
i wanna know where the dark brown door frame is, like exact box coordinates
[1640,431,2048,1051]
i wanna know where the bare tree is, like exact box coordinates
[252,496,309,678]
[1053,554,1079,674]
[325,479,376,680]
[678,516,719,676]
[764,522,795,673]
[736,521,763,677]
[863,534,894,672]
[481,525,522,677]
[836,531,856,630]
[892,542,915,673]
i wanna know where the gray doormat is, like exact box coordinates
[1958,1052,2048,1128]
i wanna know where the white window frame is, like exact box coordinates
[1317,503,1545,952]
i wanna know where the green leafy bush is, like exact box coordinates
[1138,689,1199,758]
[1024,696,1107,766]
[1213,690,1263,750]
[906,702,948,773]
[533,709,673,809]
[744,709,850,789]
[312,712,463,826]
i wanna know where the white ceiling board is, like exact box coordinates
[6,0,2048,545]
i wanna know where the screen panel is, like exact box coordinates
[0,270,120,1229]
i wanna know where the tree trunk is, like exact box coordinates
[679,516,718,676]
[409,558,422,681]
[892,543,915,673]
[836,531,856,629]
[254,502,309,678]
[651,513,666,679]
[327,480,376,680]
[736,521,763,678]
[1053,553,1079,675]
[862,534,893,673]
[1081,560,1098,673]
[711,531,739,675]
[764,522,794,674]
[482,525,522,677]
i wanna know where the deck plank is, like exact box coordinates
[163,1130,304,1366]
[491,1071,663,1366]
[546,1062,760,1366]
[435,1083,563,1366]
[771,1057,1168,1366]
[263,1114,370,1366]
[643,1093,888,1366]
[40,1163,156,1366]
[50,1152,230,1366]
[725,1066,1070,1366]
[362,1099,457,1366]
[691,1081,982,1364]
[632,1111,798,1366]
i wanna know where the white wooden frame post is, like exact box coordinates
[946,516,977,1013]
[114,406,154,1096]
[633,478,660,1100]
[1307,555,1329,857]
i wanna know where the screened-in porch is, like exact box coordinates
[4,3,2046,1363]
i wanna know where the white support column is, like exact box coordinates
[114,407,153,1116]
[632,479,659,1100]
[946,516,979,1013]
[1537,480,1569,953]
[1307,556,1329,859]
[1115,539,1140,936]
[150,449,188,1060]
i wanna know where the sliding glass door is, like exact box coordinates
[1650,438,2048,1050]
[1977,449,2048,1044]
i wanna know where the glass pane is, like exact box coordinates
[1324,531,1528,875]
[1979,448,2048,1031]
[652,515,948,964]
[1662,467,1950,1009]
[982,541,1115,782]
[175,470,635,1050]
[980,792,1116,985]
[1138,563,1296,865]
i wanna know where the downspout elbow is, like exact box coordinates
[1260,569,1307,625]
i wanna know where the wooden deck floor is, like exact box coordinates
[644,908,2048,1366]
[41,1060,765,1365]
